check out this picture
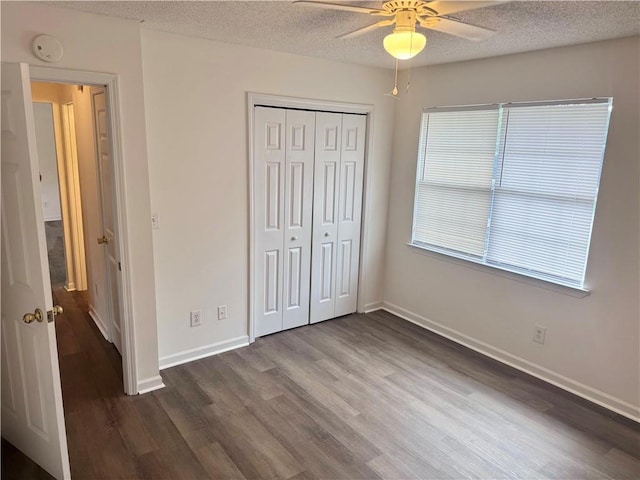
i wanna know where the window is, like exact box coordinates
[411,99,612,289]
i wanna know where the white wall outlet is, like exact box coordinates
[217,305,227,320]
[533,325,547,344]
[190,310,202,327]
[151,212,160,230]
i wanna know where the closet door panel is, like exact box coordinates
[310,112,342,324]
[283,110,315,330]
[335,114,366,316]
[255,107,286,337]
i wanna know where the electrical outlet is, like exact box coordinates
[533,325,546,344]
[217,305,227,320]
[190,310,202,327]
[151,212,160,230]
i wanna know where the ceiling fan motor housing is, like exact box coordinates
[395,10,418,31]
[383,0,436,16]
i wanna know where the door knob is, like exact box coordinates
[47,305,64,323]
[23,308,44,324]
[97,235,109,245]
[324,232,330,237]
[291,236,297,241]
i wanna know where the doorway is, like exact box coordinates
[32,100,69,288]
[30,79,125,391]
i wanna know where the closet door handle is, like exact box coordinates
[291,236,297,241]
[324,232,330,237]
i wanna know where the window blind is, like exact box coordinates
[413,106,499,257]
[411,99,612,289]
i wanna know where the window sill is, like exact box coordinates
[406,242,591,299]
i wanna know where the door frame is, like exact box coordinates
[247,93,374,343]
[30,66,138,395]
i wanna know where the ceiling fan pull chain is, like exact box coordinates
[386,58,400,97]
[393,58,399,95]
[407,55,412,93]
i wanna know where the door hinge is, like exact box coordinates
[118,261,122,271]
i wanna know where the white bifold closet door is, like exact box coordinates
[310,112,366,324]
[254,107,315,337]
[254,106,365,336]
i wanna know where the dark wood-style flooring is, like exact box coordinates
[3,287,639,479]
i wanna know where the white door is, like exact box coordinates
[282,109,315,330]
[1,62,71,479]
[310,113,366,323]
[91,87,122,353]
[334,114,366,317]
[254,107,315,336]
[310,112,342,323]
[255,107,286,337]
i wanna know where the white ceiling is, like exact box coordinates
[51,1,640,69]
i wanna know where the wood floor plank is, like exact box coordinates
[110,396,157,456]
[235,344,278,372]
[258,338,361,422]
[4,288,638,479]
[366,453,426,480]
[193,441,246,480]
[219,350,285,401]
[597,448,640,479]
[203,403,305,480]
[264,368,383,463]
[262,393,382,479]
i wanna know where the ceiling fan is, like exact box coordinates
[294,0,503,60]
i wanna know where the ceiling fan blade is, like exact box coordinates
[293,1,389,15]
[425,1,508,16]
[418,16,496,41]
[338,19,395,39]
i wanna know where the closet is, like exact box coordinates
[254,106,366,337]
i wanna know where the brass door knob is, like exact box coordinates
[23,308,44,324]
[97,235,109,245]
[47,305,64,323]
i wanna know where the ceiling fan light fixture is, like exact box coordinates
[383,30,426,60]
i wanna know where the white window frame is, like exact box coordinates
[410,98,613,292]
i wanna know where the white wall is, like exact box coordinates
[141,29,395,364]
[33,102,63,221]
[1,3,160,389]
[384,37,640,419]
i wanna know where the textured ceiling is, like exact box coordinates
[50,1,640,69]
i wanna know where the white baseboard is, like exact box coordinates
[88,306,110,342]
[382,302,640,423]
[363,301,383,313]
[159,336,249,370]
[137,375,165,394]
[64,282,76,292]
